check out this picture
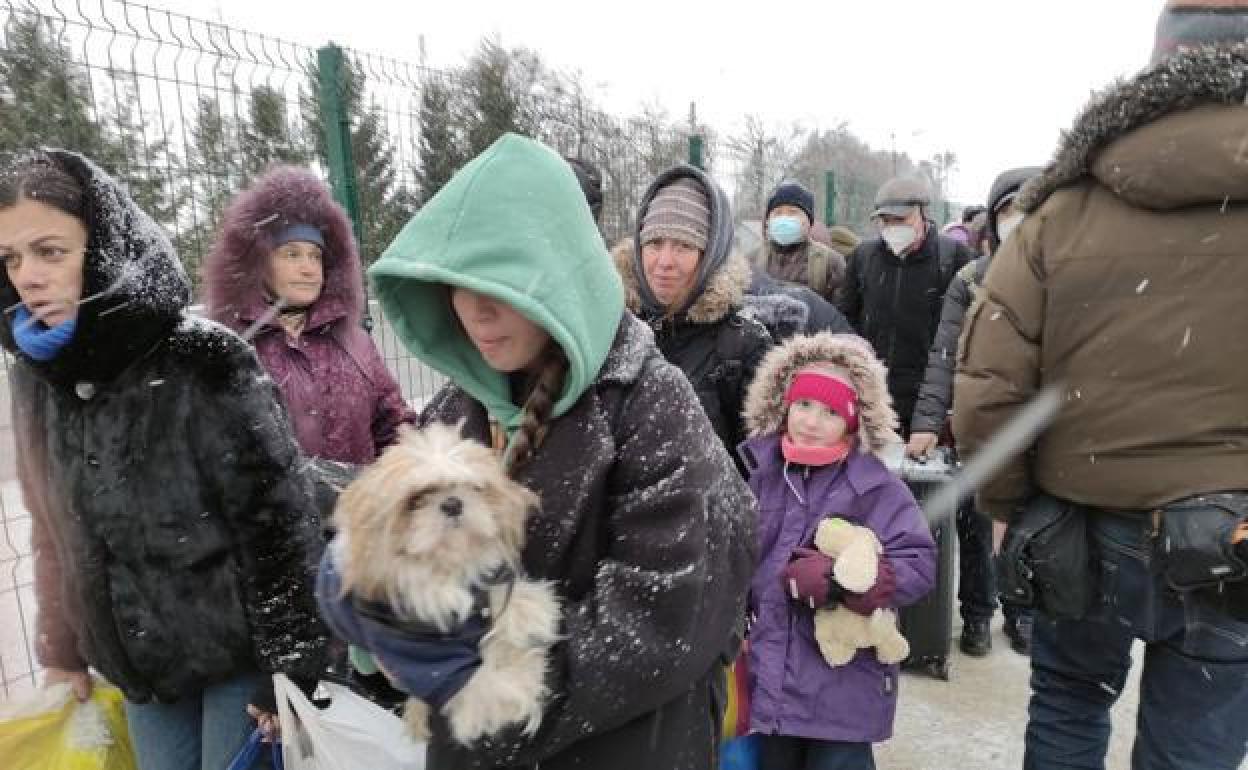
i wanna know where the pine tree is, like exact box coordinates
[0,15,105,157]
[242,84,308,181]
[415,74,466,204]
[178,96,242,284]
[461,39,532,157]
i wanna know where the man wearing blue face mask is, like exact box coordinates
[751,181,845,303]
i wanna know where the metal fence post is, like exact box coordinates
[688,134,704,169]
[317,43,372,327]
[317,44,363,243]
[824,170,837,227]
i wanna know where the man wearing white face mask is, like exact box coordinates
[910,166,1042,658]
[838,176,974,434]
[751,181,846,302]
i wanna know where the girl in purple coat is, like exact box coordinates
[203,166,414,466]
[738,332,937,769]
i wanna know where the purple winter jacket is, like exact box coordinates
[203,165,415,464]
[739,434,936,744]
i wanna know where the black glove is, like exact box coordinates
[249,673,317,715]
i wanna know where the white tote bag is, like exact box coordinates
[274,674,425,770]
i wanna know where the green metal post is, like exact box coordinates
[318,43,368,326]
[688,134,704,169]
[318,44,362,241]
[824,171,837,227]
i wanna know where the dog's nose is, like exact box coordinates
[440,497,464,518]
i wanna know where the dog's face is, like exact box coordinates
[334,422,538,603]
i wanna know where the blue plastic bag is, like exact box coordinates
[226,728,283,770]
[720,734,761,770]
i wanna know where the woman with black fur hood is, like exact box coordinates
[0,151,327,770]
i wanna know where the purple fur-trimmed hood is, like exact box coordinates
[202,165,364,333]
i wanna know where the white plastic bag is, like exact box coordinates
[274,674,425,770]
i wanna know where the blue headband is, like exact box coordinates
[274,223,325,249]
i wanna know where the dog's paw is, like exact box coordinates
[403,698,432,741]
[488,579,561,649]
[445,664,546,745]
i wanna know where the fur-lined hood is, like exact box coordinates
[610,238,751,325]
[1020,43,1248,213]
[742,332,899,457]
[0,149,191,386]
[202,165,364,334]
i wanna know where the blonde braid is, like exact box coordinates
[502,345,567,476]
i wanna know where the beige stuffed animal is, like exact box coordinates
[811,517,910,667]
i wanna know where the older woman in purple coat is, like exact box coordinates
[203,166,414,466]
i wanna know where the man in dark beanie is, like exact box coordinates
[750,181,846,302]
[1152,0,1248,63]
[955,5,1248,766]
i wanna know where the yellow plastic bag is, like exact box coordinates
[0,679,136,770]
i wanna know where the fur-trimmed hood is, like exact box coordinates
[202,165,364,334]
[742,332,899,457]
[0,149,191,387]
[630,165,740,319]
[1020,43,1248,213]
[611,238,751,325]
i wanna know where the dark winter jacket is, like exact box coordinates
[838,223,973,432]
[204,166,414,465]
[912,168,1041,437]
[739,333,934,743]
[744,269,853,342]
[7,151,328,703]
[613,240,772,461]
[614,167,773,460]
[954,44,1248,520]
[421,318,755,769]
[910,257,984,437]
[368,134,756,770]
[749,238,846,302]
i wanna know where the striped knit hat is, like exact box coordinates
[1153,0,1248,63]
[639,177,711,252]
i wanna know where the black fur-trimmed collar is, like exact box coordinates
[1020,44,1248,213]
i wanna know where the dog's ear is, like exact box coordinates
[453,416,469,438]
[492,477,540,555]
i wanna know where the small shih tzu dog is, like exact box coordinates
[327,422,561,745]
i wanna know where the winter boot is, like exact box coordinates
[959,618,992,657]
[1004,613,1033,656]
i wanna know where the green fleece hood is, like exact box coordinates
[369,133,625,432]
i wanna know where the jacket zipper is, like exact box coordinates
[887,263,903,365]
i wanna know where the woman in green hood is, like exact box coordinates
[346,134,756,770]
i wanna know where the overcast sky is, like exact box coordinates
[166,0,1160,204]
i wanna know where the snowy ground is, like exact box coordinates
[878,615,1144,769]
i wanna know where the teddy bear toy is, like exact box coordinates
[811,517,910,667]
